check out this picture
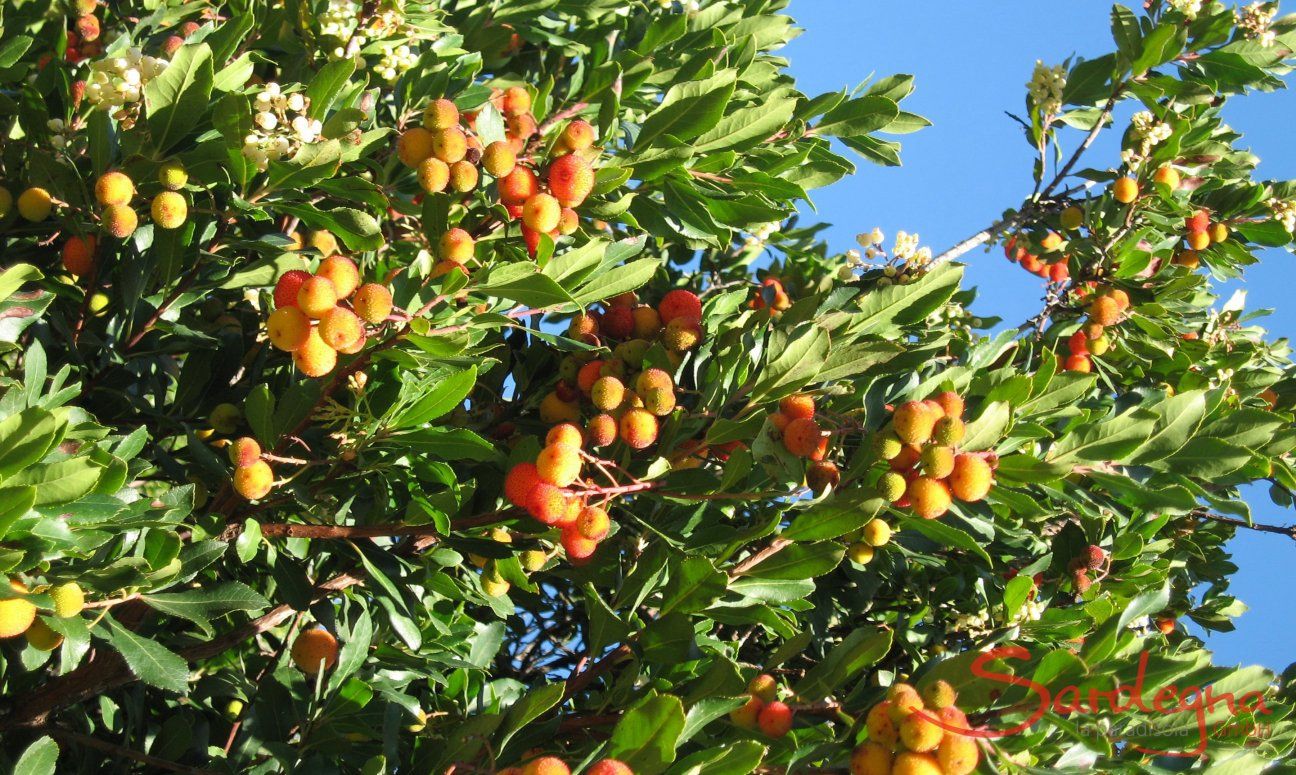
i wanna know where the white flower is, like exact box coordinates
[1237,2,1278,46]
[256,111,278,130]
[1027,60,1067,116]
[1169,0,1203,19]
[264,81,281,97]
[837,265,855,281]
[287,93,305,112]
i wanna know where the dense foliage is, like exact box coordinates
[1,0,1295,772]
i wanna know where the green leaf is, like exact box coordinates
[394,367,477,428]
[814,95,899,137]
[0,485,36,539]
[748,324,830,405]
[1047,409,1157,465]
[0,263,42,301]
[960,401,1011,451]
[144,43,215,152]
[898,514,993,564]
[12,736,58,775]
[306,59,356,119]
[607,694,686,774]
[142,582,270,636]
[10,458,103,506]
[792,627,891,701]
[570,258,663,306]
[659,557,727,615]
[745,541,843,580]
[480,265,575,308]
[693,88,797,153]
[102,617,190,694]
[0,408,62,480]
[1126,390,1207,464]
[636,70,737,148]
[783,492,885,542]
[0,36,34,69]
[855,263,963,335]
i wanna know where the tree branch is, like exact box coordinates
[1195,510,1296,540]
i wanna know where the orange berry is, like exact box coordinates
[1187,230,1211,250]
[523,193,562,233]
[1153,165,1180,190]
[294,328,338,377]
[498,166,540,206]
[937,732,980,775]
[501,87,532,117]
[1112,176,1138,204]
[586,760,631,775]
[431,127,468,163]
[539,391,580,424]
[893,401,937,445]
[892,752,943,775]
[632,305,662,338]
[505,462,543,507]
[0,581,36,639]
[318,306,364,350]
[417,157,450,193]
[748,673,778,702]
[757,701,794,738]
[779,393,815,420]
[851,742,893,775]
[228,437,262,467]
[397,126,436,168]
[547,154,595,208]
[233,460,274,500]
[576,505,610,540]
[422,97,460,130]
[782,417,823,458]
[101,204,138,238]
[1065,353,1092,372]
[449,160,479,192]
[1173,249,1200,269]
[557,207,579,235]
[267,306,312,351]
[949,453,993,502]
[482,141,517,178]
[317,255,360,299]
[291,627,339,674]
[95,170,135,206]
[527,482,570,525]
[353,283,393,324]
[150,191,187,229]
[297,276,338,319]
[619,408,658,449]
[560,119,596,152]
[907,476,952,519]
[1087,295,1120,326]
[585,414,617,447]
[546,423,584,448]
[663,317,701,351]
[439,228,475,263]
[561,527,598,561]
[61,235,97,276]
[865,701,899,749]
[658,289,702,324]
[536,443,582,487]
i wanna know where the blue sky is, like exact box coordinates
[783,2,1294,672]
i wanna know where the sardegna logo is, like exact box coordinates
[919,645,1274,757]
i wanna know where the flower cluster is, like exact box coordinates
[1026,60,1067,116]
[1168,0,1205,19]
[319,0,412,60]
[84,49,170,116]
[46,119,81,154]
[1237,2,1279,46]
[1121,110,1173,167]
[374,43,419,82]
[242,83,322,171]
[1268,197,1296,232]
[741,221,779,249]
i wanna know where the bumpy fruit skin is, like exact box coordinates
[62,235,97,276]
[151,190,188,229]
[592,375,628,411]
[267,306,311,351]
[546,423,584,448]
[16,187,52,221]
[228,436,263,467]
[1173,249,1200,269]
[893,401,938,445]
[317,255,361,299]
[102,204,139,238]
[557,207,579,235]
[505,462,542,507]
[95,170,135,206]
[600,305,634,339]
[585,759,631,775]
[0,580,36,639]
[417,157,450,193]
[49,581,85,618]
[562,527,599,560]
[353,283,393,324]
[806,460,841,495]
[498,166,540,205]
[423,97,460,130]
[274,270,311,309]
[658,289,703,324]
[397,126,436,167]
[233,460,274,500]
[25,618,63,651]
[933,416,966,446]
[747,673,778,702]
[319,307,364,350]
[501,86,532,116]
[431,127,468,163]
[297,276,339,319]
[782,417,823,458]
[730,695,764,728]
[1186,230,1210,250]
[663,317,701,351]
[540,391,581,424]
[439,227,475,262]
[779,393,816,420]
[1153,165,1180,190]
[210,403,242,434]
[632,305,662,338]
[878,471,907,503]
[619,408,659,449]
[1210,221,1229,243]
[865,701,899,748]
[1112,176,1139,204]
[900,712,944,752]
[937,732,980,775]
[482,141,517,178]
[576,505,610,540]
[586,414,617,447]
[548,153,595,207]
[158,159,188,190]
[757,701,794,738]
[847,542,875,564]
[1087,294,1121,326]
[560,119,596,152]
[1064,353,1092,373]
[933,391,965,419]
[521,192,561,232]
[850,742,893,775]
[862,518,891,547]
[907,476,952,519]
[949,453,993,502]
[892,752,943,775]
[536,443,582,487]
[1059,205,1083,231]
[292,627,339,674]
[294,328,339,377]
[920,446,956,478]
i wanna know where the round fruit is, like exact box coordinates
[498,166,540,205]
[418,157,450,193]
[25,618,63,651]
[397,127,436,167]
[864,701,899,748]
[439,228,475,262]
[228,437,262,467]
[504,462,542,507]
[501,86,532,116]
[432,127,468,163]
[730,695,764,728]
[779,393,815,420]
[892,752,943,775]
[847,542,875,564]
[548,154,595,207]
[274,270,312,309]
[907,476,952,519]
[893,401,938,445]
[899,711,944,752]
[294,328,339,377]
[586,414,617,448]
[920,445,956,478]
[850,742,893,775]
[353,283,393,324]
[561,527,598,560]
[482,141,517,177]
[267,306,311,352]
[95,171,135,206]
[632,305,662,338]
[576,505,610,541]
[949,454,993,502]
[0,581,36,639]
[158,160,188,190]
[423,98,459,130]
[233,460,274,500]
[102,204,139,238]
[318,307,364,350]
[878,471,907,503]
[49,582,85,618]
[523,193,562,233]
[782,417,824,458]
[586,760,631,775]
[297,276,339,319]
[937,732,980,775]
[536,443,582,487]
[862,518,891,547]
[757,701,794,738]
[17,188,52,221]
[291,627,339,674]
[151,191,187,229]
[317,255,360,299]
[1153,165,1180,190]
[619,408,658,449]
[61,235,97,276]
[658,289,702,324]
[1112,176,1138,204]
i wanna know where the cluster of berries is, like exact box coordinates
[398,88,597,258]
[93,166,190,240]
[1063,286,1130,372]
[499,756,633,775]
[228,436,275,501]
[769,392,830,461]
[267,257,394,377]
[471,527,548,597]
[0,579,86,652]
[872,392,995,520]
[854,681,979,775]
[504,425,613,563]
[542,289,704,438]
[844,517,893,566]
[1179,207,1230,258]
[1003,231,1070,283]
[749,276,792,314]
[1068,543,1108,594]
[62,1,104,66]
[728,673,796,739]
